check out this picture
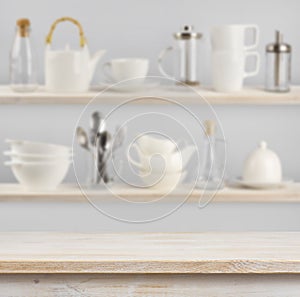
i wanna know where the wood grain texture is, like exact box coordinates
[0,232,300,273]
[1,183,300,203]
[0,274,300,296]
[0,85,300,105]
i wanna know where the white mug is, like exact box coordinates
[103,58,149,83]
[211,24,259,51]
[212,50,260,92]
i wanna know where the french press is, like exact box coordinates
[158,25,202,85]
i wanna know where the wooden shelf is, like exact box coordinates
[0,232,300,273]
[1,85,300,105]
[1,183,300,203]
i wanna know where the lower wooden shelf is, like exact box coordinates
[0,183,300,203]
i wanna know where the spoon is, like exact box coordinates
[96,131,112,183]
[90,111,105,145]
[76,126,90,151]
[112,125,127,152]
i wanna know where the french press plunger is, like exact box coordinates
[158,25,202,85]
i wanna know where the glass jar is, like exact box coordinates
[265,31,291,92]
[10,18,38,92]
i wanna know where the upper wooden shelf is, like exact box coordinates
[1,85,300,105]
[1,183,300,203]
[0,232,299,273]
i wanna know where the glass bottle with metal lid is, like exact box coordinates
[265,31,291,92]
[158,25,202,85]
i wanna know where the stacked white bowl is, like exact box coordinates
[127,135,196,191]
[4,139,72,191]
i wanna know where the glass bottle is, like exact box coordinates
[265,31,291,92]
[10,18,38,92]
[197,120,225,190]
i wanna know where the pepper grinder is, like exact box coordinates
[265,31,291,92]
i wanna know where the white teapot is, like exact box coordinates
[45,17,106,92]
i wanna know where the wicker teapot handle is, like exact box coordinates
[45,17,86,47]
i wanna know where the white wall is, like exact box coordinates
[0,0,299,231]
[0,0,299,84]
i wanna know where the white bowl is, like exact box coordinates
[140,170,187,191]
[6,139,71,155]
[5,160,71,191]
[4,151,73,163]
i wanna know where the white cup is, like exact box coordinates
[127,143,183,174]
[212,50,260,92]
[103,58,149,84]
[211,24,259,51]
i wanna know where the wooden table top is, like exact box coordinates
[0,232,299,274]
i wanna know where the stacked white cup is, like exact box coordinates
[210,24,260,92]
[127,135,196,192]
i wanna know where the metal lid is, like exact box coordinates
[174,25,202,40]
[266,31,291,53]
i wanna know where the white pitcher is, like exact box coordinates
[45,17,105,92]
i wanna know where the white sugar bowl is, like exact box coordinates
[243,141,282,183]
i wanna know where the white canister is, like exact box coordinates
[243,141,282,183]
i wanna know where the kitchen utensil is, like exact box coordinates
[212,50,260,92]
[211,24,259,51]
[89,111,105,146]
[140,170,187,191]
[135,135,178,155]
[10,18,38,92]
[231,178,292,190]
[197,120,225,190]
[6,139,71,155]
[243,141,282,183]
[45,17,106,92]
[5,160,71,191]
[95,131,112,184]
[103,58,149,84]
[158,25,202,85]
[4,151,72,162]
[265,31,291,92]
[76,127,90,151]
[112,125,127,152]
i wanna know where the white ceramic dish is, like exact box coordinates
[231,178,292,190]
[140,171,187,191]
[4,151,73,162]
[6,139,71,155]
[5,160,71,191]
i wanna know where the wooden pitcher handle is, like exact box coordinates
[45,17,86,47]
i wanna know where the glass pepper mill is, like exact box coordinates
[265,31,291,92]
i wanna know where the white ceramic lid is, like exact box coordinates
[242,141,282,183]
